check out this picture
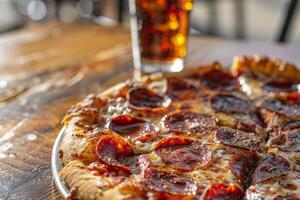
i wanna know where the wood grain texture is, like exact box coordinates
[0,22,299,200]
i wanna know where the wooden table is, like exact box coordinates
[0,22,299,200]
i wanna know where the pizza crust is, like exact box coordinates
[60,125,101,165]
[60,160,111,200]
[60,160,136,200]
[232,55,300,80]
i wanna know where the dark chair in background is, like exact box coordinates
[188,0,299,42]
[0,0,298,43]
[277,0,299,42]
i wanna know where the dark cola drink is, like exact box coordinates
[130,0,192,75]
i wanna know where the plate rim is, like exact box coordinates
[51,126,70,199]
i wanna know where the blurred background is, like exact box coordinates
[0,0,299,43]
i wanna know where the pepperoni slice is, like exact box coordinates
[278,179,298,190]
[167,78,196,92]
[262,99,300,119]
[164,111,217,134]
[204,183,243,200]
[110,115,149,134]
[251,153,291,184]
[109,115,158,141]
[229,155,251,185]
[166,77,198,100]
[287,93,300,100]
[96,135,151,174]
[236,122,256,133]
[211,94,253,114]
[128,87,168,108]
[88,164,113,176]
[143,168,198,195]
[215,127,262,151]
[262,80,299,93]
[249,112,265,128]
[277,129,300,152]
[89,156,151,184]
[146,192,196,200]
[274,194,300,200]
[201,70,239,91]
[156,142,212,171]
[226,146,258,165]
[155,137,193,149]
[96,135,133,172]
[118,154,151,175]
[283,121,300,131]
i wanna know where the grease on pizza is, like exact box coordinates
[58,55,300,200]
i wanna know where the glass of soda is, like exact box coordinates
[129,0,193,75]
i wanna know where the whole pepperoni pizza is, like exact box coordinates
[58,55,300,200]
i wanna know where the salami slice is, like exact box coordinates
[274,194,300,200]
[277,129,300,152]
[128,87,168,108]
[118,154,151,175]
[96,135,153,174]
[226,146,258,165]
[262,80,299,93]
[166,77,198,100]
[204,183,243,200]
[110,114,158,141]
[283,121,300,131]
[155,137,193,149]
[262,99,300,119]
[287,93,300,100]
[96,135,133,172]
[143,168,198,195]
[156,141,212,171]
[229,155,251,185]
[211,94,253,114]
[215,127,262,151]
[236,122,256,133]
[201,70,239,91]
[164,111,217,134]
[249,112,265,128]
[278,179,298,190]
[251,153,291,184]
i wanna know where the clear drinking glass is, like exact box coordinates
[129,0,193,75]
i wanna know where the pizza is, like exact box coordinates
[58,55,300,200]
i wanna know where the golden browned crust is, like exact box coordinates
[232,55,300,101]
[232,55,300,80]
[60,125,100,165]
[60,160,130,200]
